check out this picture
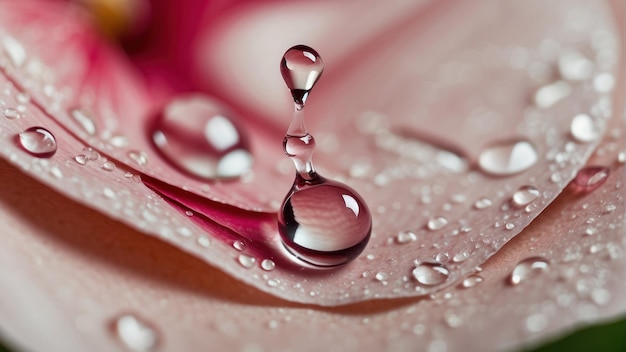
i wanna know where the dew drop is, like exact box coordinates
[261,259,276,271]
[509,257,549,285]
[233,240,246,251]
[278,45,371,268]
[127,150,148,166]
[396,230,417,244]
[112,314,159,352]
[148,94,253,179]
[570,114,600,143]
[427,216,448,231]
[74,155,88,165]
[474,198,492,210]
[69,108,97,135]
[3,107,19,119]
[571,166,609,192]
[558,50,593,81]
[101,160,116,172]
[478,139,538,176]
[375,272,388,281]
[534,81,571,109]
[18,127,57,158]
[412,262,450,286]
[197,236,210,248]
[460,274,483,288]
[237,254,256,268]
[452,251,469,263]
[512,185,540,207]
[593,73,615,93]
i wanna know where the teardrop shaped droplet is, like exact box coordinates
[478,139,538,176]
[412,262,450,286]
[571,166,609,192]
[278,45,371,267]
[18,126,57,158]
[511,185,540,207]
[509,257,549,285]
[570,113,600,143]
[280,45,324,108]
[112,314,159,352]
[148,94,253,179]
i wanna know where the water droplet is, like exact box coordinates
[74,155,88,165]
[558,50,593,81]
[237,254,256,268]
[148,95,253,179]
[534,81,571,109]
[478,139,538,176]
[3,107,19,119]
[83,147,100,161]
[375,272,388,281]
[2,35,26,67]
[505,223,515,230]
[280,45,323,108]
[509,257,549,285]
[278,45,371,267]
[570,114,600,143]
[412,262,450,286]
[460,274,483,288]
[435,252,450,263]
[512,185,540,207]
[18,127,57,158]
[396,230,417,244]
[261,259,275,271]
[112,314,159,352]
[618,151,625,164]
[474,198,492,209]
[127,150,148,166]
[69,108,97,135]
[593,73,615,93]
[525,313,548,333]
[101,160,116,172]
[572,166,609,192]
[452,251,469,263]
[427,216,448,231]
[197,236,210,248]
[233,240,246,251]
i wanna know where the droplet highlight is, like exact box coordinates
[148,94,252,179]
[478,139,538,176]
[17,126,57,158]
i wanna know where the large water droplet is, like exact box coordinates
[412,263,449,286]
[511,185,540,207]
[112,314,159,352]
[148,94,253,179]
[571,166,609,192]
[570,113,600,143]
[478,139,538,176]
[509,257,549,285]
[278,45,371,267]
[18,126,57,158]
[280,45,323,108]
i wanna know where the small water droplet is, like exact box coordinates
[3,107,19,119]
[509,257,549,285]
[148,95,253,179]
[534,81,571,108]
[558,50,593,81]
[412,262,450,286]
[102,188,116,199]
[18,127,57,158]
[570,114,600,143]
[572,166,609,192]
[128,150,148,166]
[478,139,538,175]
[460,274,483,288]
[69,108,97,135]
[74,155,88,165]
[512,185,540,207]
[396,230,417,244]
[237,254,256,268]
[261,259,275,271]
[505,223,515,230]
[375,272,388,281]
[83,147,100,161]
[197,236,210,247]
[525,313,548,333]
[435,252,450,263]
[474,198,492,209]
[452,251,469,263]
[278,45,371,267]
[427,216,448,231]
[112,314,159,352]
[593,73,615,93]
[617,151,625,164]
[101,160,116,172]
[109,135,129,148]
[233,240,246,251]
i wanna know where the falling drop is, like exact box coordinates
[570,113,600,143]
[427,216,448,231]
[478,139,538,176]
[571,166,609,192]
[148,94,252,179]
[511,185,540,207]
[69,108,97,135]
[277,45,371,268]
[17,126,57,158]
[112,314,159,352]
[412,262,450,286]
[509,257,549,285]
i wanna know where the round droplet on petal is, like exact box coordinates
[571,166,609,192]
[412,263,450,286]
[237,254,256,268]
[3,107,19,119]
[511,185,540,207]
[278,177,372,268]
[148,94,253,179]
[427,216,448,231]
[112,314,159,352]
[261,259,276,271]
[478,139,538,176]
[570,113,600,143]
[509,257,549,285]
[460,274,483,288]
[17,126,57,158]
[281,45,324,107]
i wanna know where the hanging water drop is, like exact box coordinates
[511,185,540,207]
[412,262,450,286]
[18,126,57,158]
[277,45,371,268]
[147,94,252,179]
[509,257,549,285]
[112,314,159,352]
[571,166,609,192]
[478,139,538,176]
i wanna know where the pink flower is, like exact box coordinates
[0,0,623,351]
